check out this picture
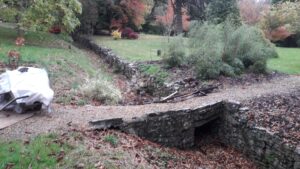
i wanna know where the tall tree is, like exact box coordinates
[156,0,190,34]
[173,0,184,33]
[120,0,147,29]
[77,0,99,34]
[205,0,240,24]
[186,0,210,21]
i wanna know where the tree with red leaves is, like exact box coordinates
[156,0,190,35]
[120,0,146,29]
[238,0,269,25]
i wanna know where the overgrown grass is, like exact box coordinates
[79,75,122,105]
[0,25,118,104]
[139,64,168,85]
[268,47,300,75]
[0,134,71,169]
[0,26,95,76]
[93,34,188,62]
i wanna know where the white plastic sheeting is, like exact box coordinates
[0,67,54,109]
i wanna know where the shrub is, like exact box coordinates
[228,25,278,70]
[188,22,224,79]
[111,30,122,40]
[139,64,168,87]
[79,76,122,104]
[163,37,186,68]
[188,21,278,79]
[49,26,61,34]
[121,27,139,39]
[194,55,223,79]
[121,27,134,38]
[128,32,139,39]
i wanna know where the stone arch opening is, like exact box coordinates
[194,118,220,147]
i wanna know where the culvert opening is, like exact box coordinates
[194,118,221,147]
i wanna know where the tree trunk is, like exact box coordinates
[15,14,24,37]
[16,0,26,37]
[173,0,183,35]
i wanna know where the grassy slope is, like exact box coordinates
[268,47,300,75]
[0,25,100,104]
[93,34,172,62]
[0,26,95,75]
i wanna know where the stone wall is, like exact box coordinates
[72,35,138,79]
[90,101,300,169]
[219,102,300,169]
[72,35,166,94]
[122,101,224,148]
[91,101,224,148]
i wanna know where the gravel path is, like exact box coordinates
[0,75,299,141]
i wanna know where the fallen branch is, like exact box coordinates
[158,85,219,103]
[160,91,178,102]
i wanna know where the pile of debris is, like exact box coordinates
[121,77,219,105]
[158,78,219,103]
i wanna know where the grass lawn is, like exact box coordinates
[0,134,71,169]
[268,47,300,75]
[0,26,95,76]
[94,34,299,75]
[0,24,106,104]
[93,34,188,62]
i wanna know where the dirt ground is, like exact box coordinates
[0,74,299,141]
[56,129,258,169]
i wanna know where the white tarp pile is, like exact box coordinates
[0,67,54,113]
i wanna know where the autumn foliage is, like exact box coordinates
[238,0,269,25]
[109,0,146,30]
[120,0,146,28]
[121,27,139,39]
[15,37,25,47]
[111,30,122,40]
[264,26,292,42]
[259,1,300,42]
[156,0,190,32]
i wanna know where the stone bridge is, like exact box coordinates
[90,101,300,169]
[91,101,225,148]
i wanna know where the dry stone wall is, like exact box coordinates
[90,101,299,169]
[121,101,224,148]
[72,35,139,79]
[90,101,224,148]
[219,102,300,169]
[72,35,164,94]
